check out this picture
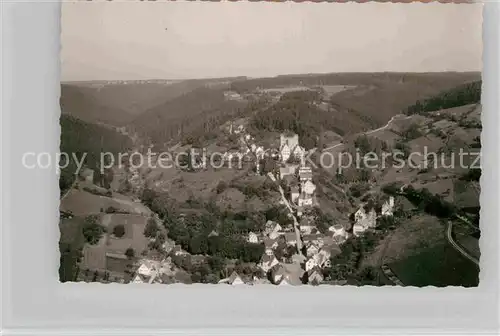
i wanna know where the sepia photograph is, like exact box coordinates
[56,1,482,287]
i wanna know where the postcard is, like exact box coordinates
[57,0,482,286]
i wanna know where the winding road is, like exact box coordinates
[446,221,479,266]
[267,172,303,251]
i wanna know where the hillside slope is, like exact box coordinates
[59,115,133,193]
[130,87,248,146]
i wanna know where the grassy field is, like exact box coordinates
[389,241,479,287]
[362,214,444,269]
[60,189,148,216]
[79,213,149,274]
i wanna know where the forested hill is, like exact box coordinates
[250,90,349,149]
[61,77,247,127]
[59,115,133,194]
[404,80,482,115]
[60,84,135,126]
[129,87,247,146]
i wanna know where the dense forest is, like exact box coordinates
[140,188,297,264]
[130,87,247,146]
[59,115,133,194]
[405,81,482,115]
[250,90,345,149]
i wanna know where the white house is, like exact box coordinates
[132,274,147,284]
[328,224,346,237]
[306,242,320,257]
[281,143,292,163]
[305,258,318,272]
[280,133,300,153]
[298,166,313,182]
[381,196,395,216]
[353,223,367,237]
[302,180,316,195]
[313,248,332,268]
[354,206,377,231]
[247,231,259,244]
[280,133,305,163]
[137,260,155,277]
[308,267,324,285]
[297,192,313,207]
[228,271,245,285]
[278,277,291,286]
[265,221,282,239]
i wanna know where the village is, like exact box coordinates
[117,119,397,286]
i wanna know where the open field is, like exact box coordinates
[260,86,312,94]
[60,189,149,216]
[79,213,149,273]
[104,214,149,255]
[321,85,357,97]
[389,241,479,287]
[362,213,445,269]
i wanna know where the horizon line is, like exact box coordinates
[61,70,482,84]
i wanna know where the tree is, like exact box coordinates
[82,215,106,245]
[356,266,378,285]
[113,224,126,238]
[144,218,159,238]
[105,206,119,214]
[355,135,372,155]
[402,123,422,140]
[125,247,135,259]
[216,181,228,194]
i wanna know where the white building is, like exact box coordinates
[247,231,259,244]
[280,133,305,163]
[298,166,313,182]
[306,242,320,257]
[297,192,313,208]
[381,196,395,216]
[302,180,316,195]
[354,207,377,229]
[305,257,318,272]
[328,224,346,237]
[307,267,324,285]
[264,221,282,238]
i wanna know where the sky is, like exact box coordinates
[61,2,483,81]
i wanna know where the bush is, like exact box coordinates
[82,216,106,245]
[113,224,126,238]
[125,248,135,259]
[216,181,228,194]
[105,206,118,214]
[144,218,159,238]
[402,123,422,140]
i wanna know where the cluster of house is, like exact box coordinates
[276,133,316,217]
[352,196,395,236]
[236,217,349,286]
[131,257,175,284]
